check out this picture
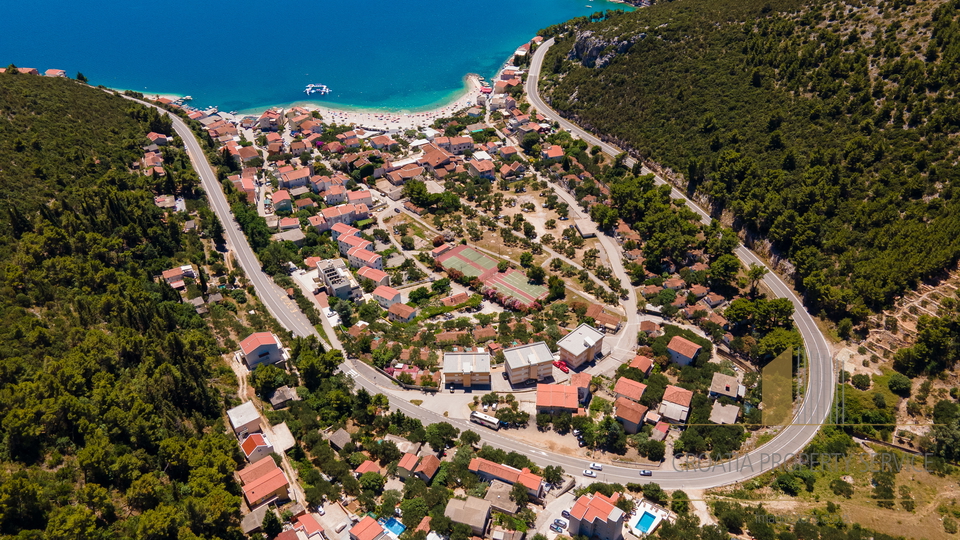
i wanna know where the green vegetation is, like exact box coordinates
[542,0,960,321]
[0,71,242,537]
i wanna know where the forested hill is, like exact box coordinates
[540,0,960,320]
[0,72,242,537]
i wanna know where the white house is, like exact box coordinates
[240,433,274,463]
[240,332,289,368]
[227,401,261,437]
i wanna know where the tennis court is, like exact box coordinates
[436,245,498,279]
[437,245,547,308]
[485,269,548,306]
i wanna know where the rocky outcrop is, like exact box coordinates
[568,30,644,68]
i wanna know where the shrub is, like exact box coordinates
[850,374,871,390]
[888,373,912,396]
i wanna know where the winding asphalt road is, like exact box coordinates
[517,39,835,487]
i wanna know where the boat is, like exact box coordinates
[183,96,193,101]
[304,83,332,96]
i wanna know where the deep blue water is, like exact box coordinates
[1,0,630,112]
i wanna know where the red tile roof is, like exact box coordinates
[667,335,701,360]
[615,397,648,425]
[240,332,278,355]
[570,492,621,524]
[242,466,288,503]
[240,433,269,457]
[570,372,592,389]
[629,355,653,373]
[415,454,441,479]
[351,515,384,540]
[356,460,380,475]
[296,514,324,537]
[662,385,694,407]
[441,292,469,307]
[398,453,420,471]
[536,384,580,410]
[373,285,400,299]
[614,378,647,402]
[468,457,542,491]
[389,303,417,319]
[238,457,278,485]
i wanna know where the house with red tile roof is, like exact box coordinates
[350,515,386,540]
[372,285,401,309]
[614,377,647,403]
[240,461,289,507]
[398,453,420,480]
[431,243,453,259]
[614,397,648,434]
[629,355,654,375]
[146,132,169,145]
[294,513,324,539]
[535,384,581,414]
[279,168,311,189]
[355,460,380,476]
[440,292,469,307]
[339,233,372,255]
[388,302,417,323]
[240,433,274,463]
[659,385,694,423]
[568,491,624,540]
[415,454,441,483]
[44,69,66,77]
[468,457,543,499]
[541,145,564,161]
[271,189,292,212]
[347,190,374,207]
[370,135,398,150]
[667,335,702,366]
[664,278,686,290]
[239,332,288,368]
[348,246,383,270]
[357,266,390,287]
[639,321,662,337]
[279,217,300,230]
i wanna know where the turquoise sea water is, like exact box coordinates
[1,0,630,112]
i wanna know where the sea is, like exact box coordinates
[1,0,631,113]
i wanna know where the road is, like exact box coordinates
[520,38,835,487]
[133,97,322,342]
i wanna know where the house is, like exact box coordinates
[294,513,324,539]
[324,185,347,205]
[704,292,725,308]
[372,285,402,309]
[430,243,454,260]
[467,159,495,179]
[444,497,492,536]
[227,401,261,436]
[370,135,398,150]
[161,264,196,289]
[535,384,582,414]
[568,491,625,540]
[331,222,361,241]
[503,342,554,385]
[485,480,520,514]
[708,373,744,400]
[473,326,497,343]
[649,421,669,442]
[541,145,564,161]
[615,397,648,434]
[468,457,543,499]
[585,304,621,333]
[339,233,372,255]
[614,377,647,403]
[239,460,289,507]
[640,321,662,337]
[398,453,420,480]
[443,351,491,388]
[709,401,741,425]
[388,302,417,323]
[348,246,383,270]
[319,259,362,301]
[690,284,708,298]
[355,460,380,476]
[269,385,298,409]
[278,217,300,230]
[146,132,169,145]
[44,69,66,77]
[295,198,316,210]
[666,335,702,366]
[629,355,654,376]
[556,323,604,369]
[658,385,694,423]
[350,516,387,540]
[327,428,351,451]
[273,228,306,246]
[271,190,293,212]
[279,168,311,189]
[570,372,592,390]
[238,146,261,164]
[414,454,441,483]
[240,505,269,535]
[347,190,374,207]
[240,332,288,368]
[240,433,274,463]
[357,266,390,287]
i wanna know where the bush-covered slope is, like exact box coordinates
[541,0,960,320]
[0,72,242,538]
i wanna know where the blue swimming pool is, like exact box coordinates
[637,511,656,533]
[382,517,406,536]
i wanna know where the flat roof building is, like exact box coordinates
[557,323,604,369]
[503,341,554,386]
[443,350,491,388]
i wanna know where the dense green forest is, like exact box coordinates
[0,71,243,538]
[541,0,960,321]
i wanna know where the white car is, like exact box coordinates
[589,463,602,471]
[582,470,597,478]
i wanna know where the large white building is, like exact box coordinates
[557,323,604,369]
[239,332,289,368]
[503,342,554,385]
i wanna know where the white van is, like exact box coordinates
[335,522,348,533]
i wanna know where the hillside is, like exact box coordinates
[539,0,960,322]
[0,71,242,537]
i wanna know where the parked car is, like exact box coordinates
[639,470,653,476]
[483,404,488,412]
[553,519,568,528]
[582,470,597,478]
[578,439,587,447]
[589,463,602,471]
[550,524,563,533]
[316,507,325,516]
[561,510,572,519]
[394,208,400,213]
[573,429,581,436]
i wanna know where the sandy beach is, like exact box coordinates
[302,74,486,132]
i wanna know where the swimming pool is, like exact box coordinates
[637,512,656,533]
[381,517,406,536]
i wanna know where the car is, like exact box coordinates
[639,470,653,476]
[394,208,400,213]
[550,525,563,533]
[483,404,488,412]
[578,439,587,447]
[491,402,497,410]
[502,372,508,379]
[553,519,568,528]
[589,463,602,471]
[582,470,597,478]
[573,429,582,436]
[561,510,572,519]
[316,507,325,516]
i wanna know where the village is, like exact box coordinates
[143,33,790,540]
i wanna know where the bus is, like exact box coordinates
[470,411,501,431]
